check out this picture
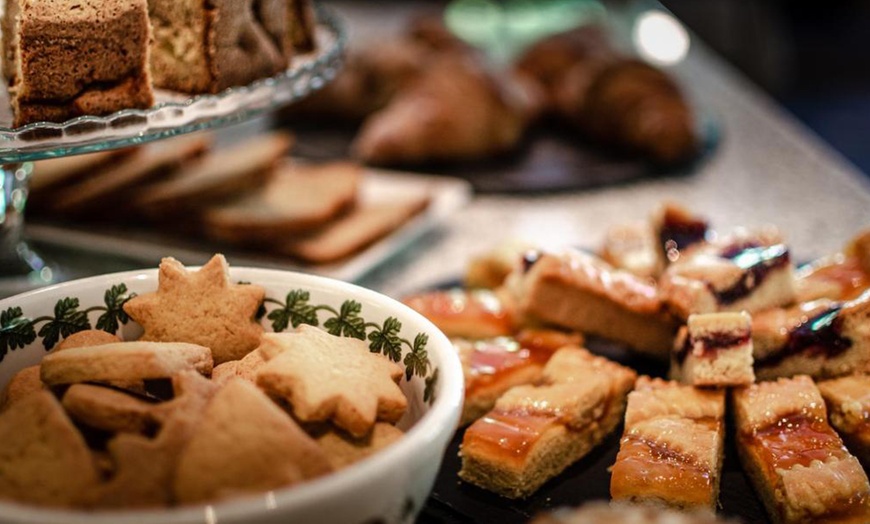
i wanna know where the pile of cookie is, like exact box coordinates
[0,254,407,509]
[28,131,430,264]
[404,202,870,524]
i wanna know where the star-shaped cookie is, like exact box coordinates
[123,254,265,364]
[256,326,408,437]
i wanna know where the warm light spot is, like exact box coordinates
[633,10,690,65]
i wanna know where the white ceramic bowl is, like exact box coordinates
[0,268,462,524]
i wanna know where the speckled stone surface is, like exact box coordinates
[344,2,870,299]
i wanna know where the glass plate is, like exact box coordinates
[0,6,346,163]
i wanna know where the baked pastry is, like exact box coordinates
[2,0,154,127]
[504,249,677,359]
[818,375,870,469]
[733,376,870,524]
[148,0,289,94]
[353,54,540,165]
[599,221,662,279]
[403,288,515,340]
[660,229,796,319]
[314,423,404,470]
[671,311,755,386]
[794,228,870,303]
[287,0,316,53]
[531,502,733,524]
[653,202,710,264]
[456,329,583,425]
[610,377,726,510]
[29,149,134,200]
[751,290,870,380]
[465,240,536,289]
[459,347,636,499]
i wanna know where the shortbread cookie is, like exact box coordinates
[660,230,796,319]
[465,240,536,289]
[0,391,100,507]
[315,422,404,470]
[202,160,360,243]
[457,329,583,425]
[733,376,870,524]
[504,249,677,359]
[54,329,121,351]
[88,371,218,507]
[256,326,407,437]
[0,365,44,410]
[123,254,265,364]
[531,501,733,524]
[211,348,266,386]
[671,312,755,386]
[459,347,636,498]
[751,291,870,380]
[133,132,292,214]
[404,288,515,340]
[278,195,430,264]
[818,375,870,468]
[610,377,726,510]
[30,149,132,196]
[40,341,213,386]
[174,379,332,503]
[62,384,158,434]
[49,134,210,215]
[600,220,663,279]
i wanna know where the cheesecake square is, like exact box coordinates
[818,375,870,469]
[610,377,726,510]
[458,347,636,499]
[2,0,154,127]
[732,376,870,524]
[671,312,755,386]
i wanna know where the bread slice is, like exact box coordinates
[610,377,726,510]
[148,0,290,94]
[2,0,154,127]
[733,376,870,524]
[133,131,292,215]
[504,249,678,359]
[459,347,636,498]
[201,160,360,243]
[818,375,870,469]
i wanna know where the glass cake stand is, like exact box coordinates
[0,7,345,296]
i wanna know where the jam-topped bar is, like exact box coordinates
[456,329,583,426]
[818,375,870,469]
[660,229,796,319]
[459,347,636,499]
[752,290,870,380]
[403,288,515,339]
[504,250,678,359]
[794,229,870,303]
[671,312,755,386]
[733,376,870,524]
[610,377,726,510]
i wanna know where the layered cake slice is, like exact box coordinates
[403,288,515,339]
[671,312,755,386]
[818,375,870,468]
[456,329,583,425]
[660,229,796,319]
[752,290,870,380]
[610,377,726,510]
[459,347,636,498]
[2,0,154,127]
[504,249,678,359]
[733,376,870,524]
[148,0,290,94]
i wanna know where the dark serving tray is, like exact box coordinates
[418,335,769,523]
[283,114,719,195]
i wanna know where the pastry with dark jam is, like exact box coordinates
[671,311,755,386]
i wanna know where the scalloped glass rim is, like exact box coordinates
[0,5,345,163]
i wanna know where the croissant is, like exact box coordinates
[352,55,540,165]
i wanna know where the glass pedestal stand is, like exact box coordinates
[0,7,345,297]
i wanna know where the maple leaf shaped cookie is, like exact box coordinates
[123,254,265,364]
[256,326,408,437]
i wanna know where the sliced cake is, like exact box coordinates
[660,229,796,319]
[752,290,870,380]
[733,376,870,524]
[2,0,154,127]
[456,329,583,425]
[671,311,755,386]
[459,347,636,498]
[504,249,678,359]
[610,377,726,510]
[818,375,870,468]
[403,288,515,339]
